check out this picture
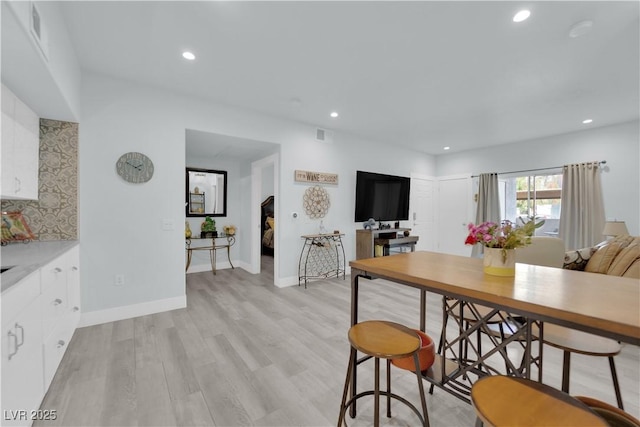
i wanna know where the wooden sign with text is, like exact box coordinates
[294,170,338,184]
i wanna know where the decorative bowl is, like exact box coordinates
[390,330,436,372]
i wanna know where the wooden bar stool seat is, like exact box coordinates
[471,376,608,427]
[337,320,430,427]
[575,396,640,427]
[541,323,624,409]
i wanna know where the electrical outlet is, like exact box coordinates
[114,274,125,286]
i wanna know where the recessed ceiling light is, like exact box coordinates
[513,10,531,23]
[330,112,339,118]
[582,119,593,124]
[182,51,196,60]
[443,146,451,151]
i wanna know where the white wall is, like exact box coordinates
[79,72,436,316]
[79,76,185,315]
[279,133,435,282]
[261,163,274,201]
[436,120,640,235]
[2,1,81,121]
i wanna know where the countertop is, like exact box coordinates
[1,240,79,293]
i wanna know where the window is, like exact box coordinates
[502,173,562,236]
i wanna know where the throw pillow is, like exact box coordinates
[621,259,640,279]
[607,238,640,277]
[585,235,635,274]
[563,246,598,271]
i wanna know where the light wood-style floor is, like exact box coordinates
[37,257,640,426]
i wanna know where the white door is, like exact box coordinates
[409,175,435,251]
[437,175,473,256]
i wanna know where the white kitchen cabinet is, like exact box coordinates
[1,272,44,427]
[1,244,81,426]
[40,256,69,338]
[1,85,16,195]
[1,84,39,200]
[13,95,40,199]
[42,320,73,388]
[41,247,81,390]
[66,246,81,326]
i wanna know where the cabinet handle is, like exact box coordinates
[14,177,21,193]
[56,340,66,348]
[53,298,63,305]
[73,306,80,312]
[15,323,24,348]
[54,267,63,273]
[7,330,18,360]
[71,266,79,271]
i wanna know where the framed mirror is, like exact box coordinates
[186,167,227,217]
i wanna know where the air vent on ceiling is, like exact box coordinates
[315,128,334,144]
[30,2,49,61]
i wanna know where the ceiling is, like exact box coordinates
[58,1,639,156]
[186,129,279,161]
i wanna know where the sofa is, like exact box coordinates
[563,235,640,279]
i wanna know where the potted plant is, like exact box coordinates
[201,216,217,238]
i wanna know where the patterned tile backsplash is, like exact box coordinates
[1,119,78,241]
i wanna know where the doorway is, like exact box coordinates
[185,129,279,276]
[251,154,279,283]
[436,175,473,256]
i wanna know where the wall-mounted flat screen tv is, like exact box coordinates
[354,171,411,222]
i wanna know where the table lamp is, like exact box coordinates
[602,220,629,237]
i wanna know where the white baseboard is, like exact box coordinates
[276,275,300,288]
[236,260,256,273]
[78,295,187,327]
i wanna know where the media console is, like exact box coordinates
[355,228,419,260]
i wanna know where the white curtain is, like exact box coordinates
[559,162,605,250]
[471,173,501,257]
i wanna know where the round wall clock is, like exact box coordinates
[116,152,154,183]
[303,185,330,219]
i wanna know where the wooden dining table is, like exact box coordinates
[348,251,640,407]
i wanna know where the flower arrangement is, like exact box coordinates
[223,224,236,236]
[465,219,542,261]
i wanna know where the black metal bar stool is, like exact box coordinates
[337,320,430,427]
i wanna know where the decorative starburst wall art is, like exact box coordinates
[303,185,330,219]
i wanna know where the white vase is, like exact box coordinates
[483,247,516,276]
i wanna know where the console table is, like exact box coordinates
[298,233,346,288]
[185,234,235,275]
